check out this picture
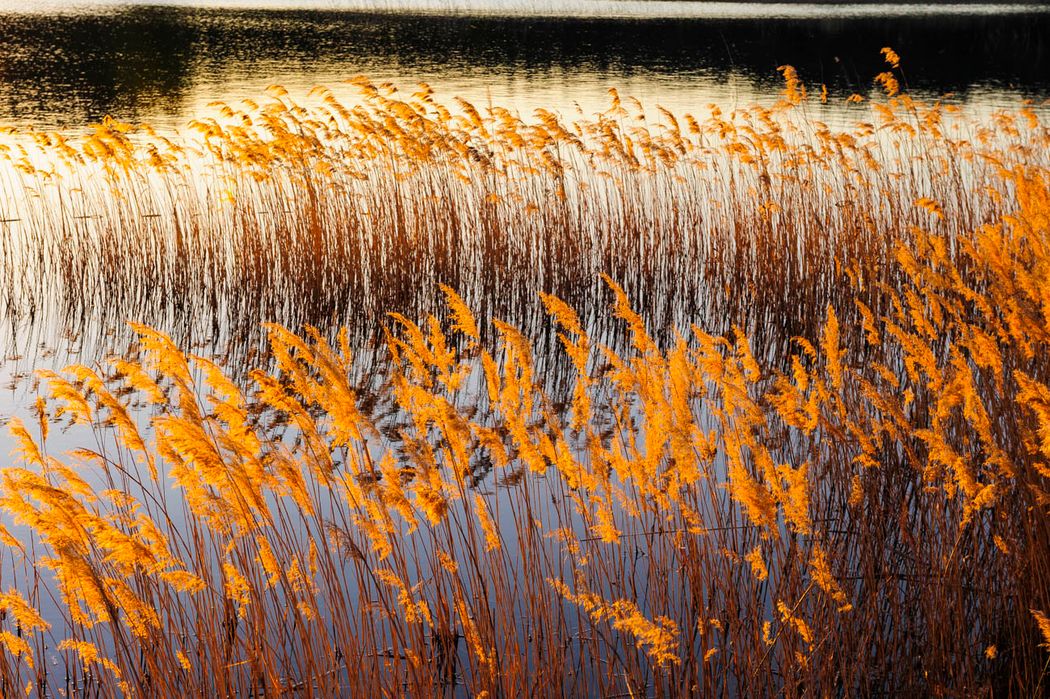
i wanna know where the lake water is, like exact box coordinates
[2,2,1049,131]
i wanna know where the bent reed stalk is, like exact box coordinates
[0,56,1048,696]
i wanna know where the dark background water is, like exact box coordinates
[0,3,1048,130]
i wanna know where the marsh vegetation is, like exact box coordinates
[0,51,1048,697]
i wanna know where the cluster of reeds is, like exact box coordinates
[0,56,1049,697]
[1,56,1046,358]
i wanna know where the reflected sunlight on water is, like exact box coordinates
[3,1,1050,18]
[1,3,1049,130]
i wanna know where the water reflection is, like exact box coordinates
[0,4,1048,129]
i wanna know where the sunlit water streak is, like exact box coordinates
[4,1,1050,19]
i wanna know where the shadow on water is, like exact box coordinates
[0,5,1049,128]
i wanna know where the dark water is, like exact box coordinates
[0,3,1048,130]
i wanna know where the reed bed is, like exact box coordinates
[1,62,1045,358]
[0,58,1049,696]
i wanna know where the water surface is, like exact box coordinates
[1,2,1048,131]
